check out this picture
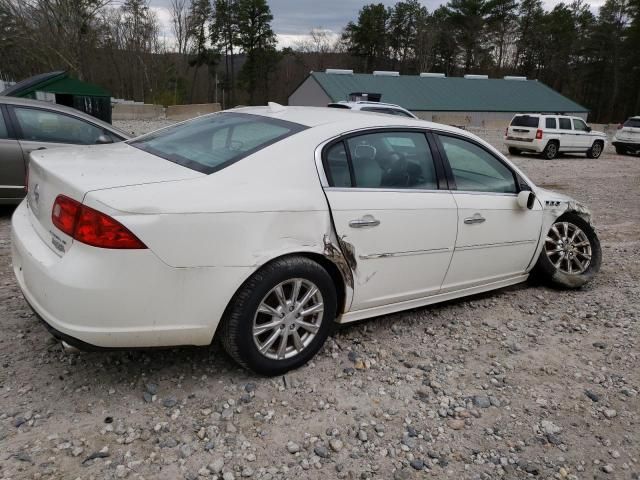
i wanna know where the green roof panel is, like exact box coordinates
[311,72,588,113]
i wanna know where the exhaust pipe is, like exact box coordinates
[61,341,80,354]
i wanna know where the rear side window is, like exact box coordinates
[511,115,539,128]
[623,118,640,128]
[545,118,557,129]
[130,113,306,174]
[324,131,438,190]
[559,118,572,130]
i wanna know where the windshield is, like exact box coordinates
[510,115,540,128]
[623,118,640,128]
[129,112,306,174]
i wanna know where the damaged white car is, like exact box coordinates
[11,105,601,375]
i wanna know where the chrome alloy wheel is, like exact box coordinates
[591,142,602,157]
[252,279,324,360]
[544,221,592,275]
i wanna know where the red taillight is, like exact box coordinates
[535,129,543,139]
[52,195,146,249]
[52,195,82,236]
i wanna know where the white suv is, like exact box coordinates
[505,114,607,159]
[612,116,640,155]
[328,100,417,119]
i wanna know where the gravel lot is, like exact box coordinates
[0,122,638,480]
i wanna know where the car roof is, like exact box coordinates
[228,105,463,135]
[0,96,130,137]
[333,101,409,109]
[513,113,580,118]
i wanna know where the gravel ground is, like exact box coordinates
[0,126,638,480]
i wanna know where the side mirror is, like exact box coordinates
[95,134,113,145]
[517,190,535,209]
[586,126,592,132]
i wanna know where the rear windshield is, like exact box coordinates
[129,112,306,174]
[510,115,539,128]
[624,118,640,128]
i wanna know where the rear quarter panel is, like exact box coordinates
[84,127,336,269]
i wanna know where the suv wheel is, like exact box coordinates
[508,147,521,156]
[586,141,603,159]
[542,141,558,160]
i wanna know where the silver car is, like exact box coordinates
[0,96,130,204]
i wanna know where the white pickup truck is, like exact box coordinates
[505,113,607,159]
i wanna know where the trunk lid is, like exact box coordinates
[507,115,540,141]
[26,143,203,255]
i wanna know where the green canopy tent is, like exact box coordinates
[1,71,113,123]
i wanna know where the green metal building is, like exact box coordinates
[288,70,589,127]
[1,71,113,123]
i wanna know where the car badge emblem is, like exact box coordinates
[33,183,40,205]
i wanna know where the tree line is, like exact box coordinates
[0,0,638,122]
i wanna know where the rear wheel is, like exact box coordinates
[542,141,558,160]
[220,256,337,376]
[532,213,601,289]
[587,141,604,159]
[508,147,522,156]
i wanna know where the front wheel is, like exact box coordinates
[615,146,627,155]
[532,213,601,289]
[220,256,337,376]
[587,141,604,159]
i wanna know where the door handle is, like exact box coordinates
[349,215,380,228]
[35,147,47,151]
[464,214,486,225]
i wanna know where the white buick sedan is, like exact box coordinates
[12,105,601,375]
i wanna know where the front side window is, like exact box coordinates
[511,115,539,128]
[545,118,557,129]
[438,135,516,194]
[559,118,572,130]
[14,107,105,145]
[130,113,306,174]
[324,131,438,190]
[573,119,589,131]
[0,110,8,139]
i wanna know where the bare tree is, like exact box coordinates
[170,0,191,55]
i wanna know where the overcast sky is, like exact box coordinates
[149,0,606,48]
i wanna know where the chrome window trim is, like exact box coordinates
[324,186,449,194]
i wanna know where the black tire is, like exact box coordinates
[587,141,604,159]
[541,141,559,160]
[219,256,337,376]
[508,147,522,156]
[531,212,601,289]
[615,146,627,155]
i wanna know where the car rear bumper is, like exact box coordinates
[11,201,252,348]
[612,140,640,149]
[504,138,544,152]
